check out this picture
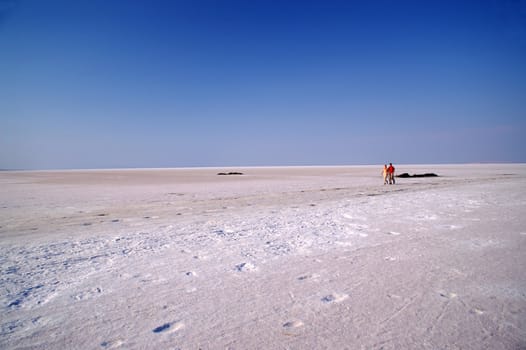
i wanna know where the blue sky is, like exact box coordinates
[1,0,525,169]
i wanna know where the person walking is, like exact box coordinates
[382,164,389,185]
[387,163,395,184]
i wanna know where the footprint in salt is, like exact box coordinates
[470,308,485,315]
[235,262,257,272]
[73,287,103,301]
[297,273,320,281]
[440,224,462,230]
[438,291,458,299]
[321,293,349,304]
[283,320,304,328]
[100,339,124,349]
[386,231,401,236]
[152,321,185,334]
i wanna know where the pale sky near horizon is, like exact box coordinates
[1,0,525,170]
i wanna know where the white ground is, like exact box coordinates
[1,164,525,349]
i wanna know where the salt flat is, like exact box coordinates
[1,164,525,349]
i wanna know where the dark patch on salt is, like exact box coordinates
[396,173,439,178]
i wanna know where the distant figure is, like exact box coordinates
[387,163,396,184]
[382,165,389,185]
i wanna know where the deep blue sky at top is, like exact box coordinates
[1,0,525,169]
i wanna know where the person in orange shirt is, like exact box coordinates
[387,163,395,184]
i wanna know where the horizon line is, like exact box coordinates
[2,161,525,172]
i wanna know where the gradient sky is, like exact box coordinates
[1,0,525,169]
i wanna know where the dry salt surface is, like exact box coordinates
[1,164,525,349]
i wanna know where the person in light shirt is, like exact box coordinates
[382,164,389,185]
